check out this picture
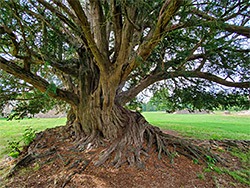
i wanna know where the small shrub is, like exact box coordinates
[6,127,36,158]
[23,128,36,145]
[7,140,21,158]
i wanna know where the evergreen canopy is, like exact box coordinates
[0,0,250,115]
[0,0,250,170]
[0,0,249,118]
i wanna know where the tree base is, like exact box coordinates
[9,120,224,173]
[6,120,250,187]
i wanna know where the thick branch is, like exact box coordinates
[191,9,250,38]
[191,71,250,88]
[116,72,165,106]
[89,0,109,59]
[67,0,110,70]
[0,57,79,106]
[111,0,123,62]
[121,0,183,81]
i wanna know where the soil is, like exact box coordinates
[0,125,249,188]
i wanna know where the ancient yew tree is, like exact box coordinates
[0,0,249,168]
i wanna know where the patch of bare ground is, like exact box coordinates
[1,125,249,188]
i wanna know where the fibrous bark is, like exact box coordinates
[68,103,223,169]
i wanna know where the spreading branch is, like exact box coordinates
[111,0,123,62]
[191,9,250,38]
[67,0,110,70]
[89,0,109,59]
[0,56,79,106]
[0,25,19,56]
[191,71,250,88]
[121,0,183,81]
[118,69,250,105]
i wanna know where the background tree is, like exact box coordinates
[0,0,249,168]
[148,87,250,113]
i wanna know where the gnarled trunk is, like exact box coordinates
[61,55,222,168]
[68,90,223,168]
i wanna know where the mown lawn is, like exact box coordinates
[0,112,249,158]
[0,118,66,158]
[143,112,250,140]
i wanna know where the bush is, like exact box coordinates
[7,127,36,158]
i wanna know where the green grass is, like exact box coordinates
[142,112,250,140]
[0,111,249,158]
[204,148,250,185]
[1,112,249,186]
[0,118,66,158]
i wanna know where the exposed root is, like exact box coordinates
[72,109,225,168]
[7,147,57,177]
[62,157,93,188]
[7,108,231,186]
[90,123,225,169]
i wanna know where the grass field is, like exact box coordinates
[0,112,249,158]
[143,112,250,140]
[0,118,66,158]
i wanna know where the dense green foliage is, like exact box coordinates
[0,0,249,118]
[148,88,250,112]
[0,70,67,119]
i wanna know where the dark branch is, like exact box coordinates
[46,60,79,77]
[25,9,77,46]
[89,0,109,59]
[37,0,79,33]
[52,0,78,22]
[0,56,79,106]
[124,5,141,31]
[191,9,250,38]
[111,0,123,62]
[224,24,250,38]
[121,0,183,81]
[0,25,19,56]
[30,51,79,76]
[191,71,250,88]
[67,0,110,70]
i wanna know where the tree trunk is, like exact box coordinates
[61,57,222,168]
[68,96,223,168]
